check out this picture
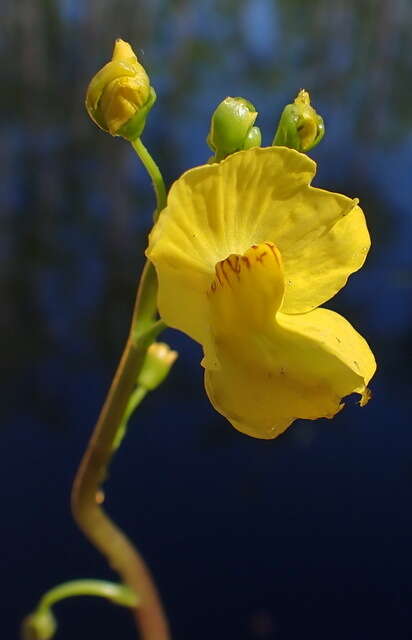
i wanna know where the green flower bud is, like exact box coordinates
[138,342,178,392]
[272,89,325,152]
[21,610,57,640]
[85,39,156,140]
[243,125,262,150]
[207,97,260,161]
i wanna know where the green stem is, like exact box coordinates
[113,385,148,452]
[131,137,167,219]
[129,137,167,337]
[71,333,170,640]
[22,580,138,640]
[131,261,161,342]
[71,142,171,640]
[38,579,138,611]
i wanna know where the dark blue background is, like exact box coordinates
[2,1,412,638]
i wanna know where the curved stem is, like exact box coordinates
[131,137,167,219]
[38,579,138,611]
[71,333,170,640]
[22,580,137,640]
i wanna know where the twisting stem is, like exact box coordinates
[71,139,171,640]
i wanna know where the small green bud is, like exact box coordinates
[243,125,262,150]
[138,342,178,391]
[85,39,156,140]
[207,97,260,161]
[21,610,57,640]
[272,89,325,152]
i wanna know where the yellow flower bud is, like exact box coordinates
[85,39,156,140]
[138,342,178,391]
[293,90,323,151]
[272,89,325,152]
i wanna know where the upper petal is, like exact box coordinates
[146,147,370,345]
[279,202,370,313]
[146,146,314,342]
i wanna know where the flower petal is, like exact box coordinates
[148,248,212,350]
[147,147,370,344]
[146,146,315,342]
[207,242,285,334]
[204,244,376,439]
[276,307,376,391]
[280,202,370,313]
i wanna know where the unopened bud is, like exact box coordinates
[138,342,178,391]
[207,97,261,161]
[21,610,57,640]
[85,39,156,140]
[243,125,262,150]
[272,89,324,152]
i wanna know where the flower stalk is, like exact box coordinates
[71,331,170,640]
[70,136,171,640]
[131,138,167,220]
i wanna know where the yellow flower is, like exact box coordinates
[146,146,376,439]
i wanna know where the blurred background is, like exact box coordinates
[1,1,412,638]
